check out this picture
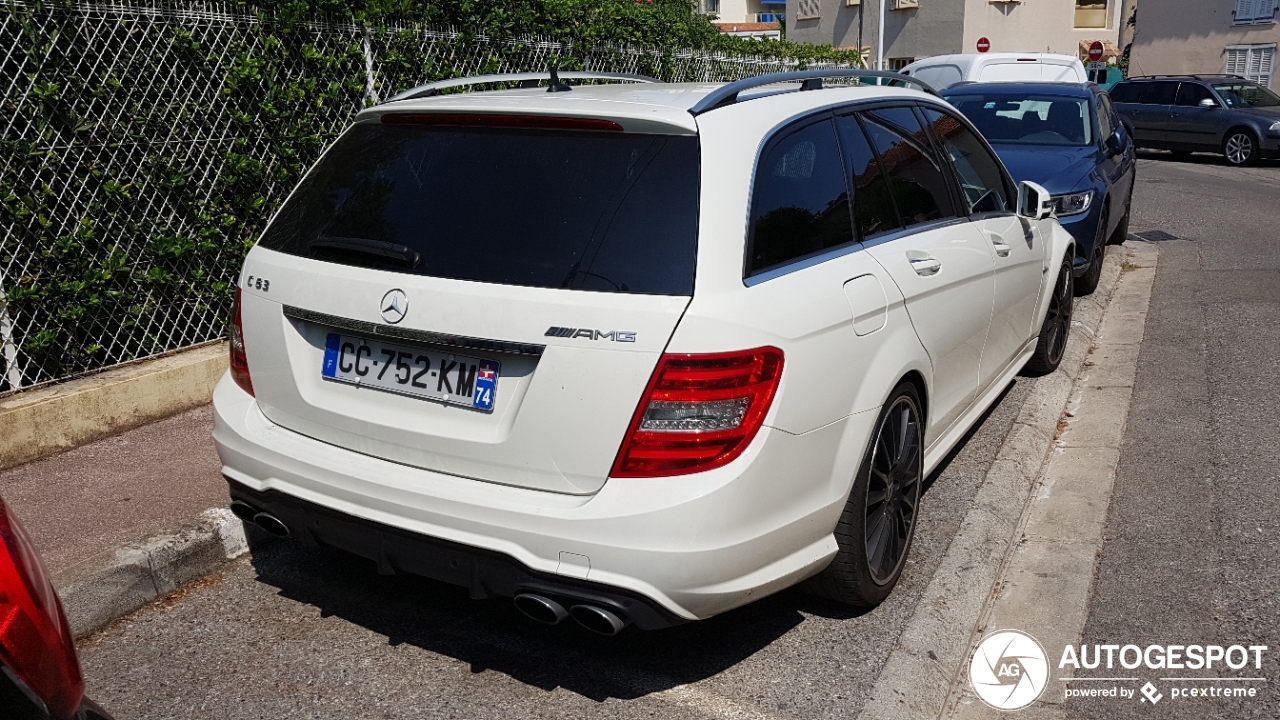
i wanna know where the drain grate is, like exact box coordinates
[1132,230,1182,242]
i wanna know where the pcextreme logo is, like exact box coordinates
[969,630,1050,710]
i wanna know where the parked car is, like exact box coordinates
[215,70,1076,634]
[0,498,113,720]
[1086,66,1124,92]
[901,53,1087,91]
[944,81,1136,295]
[1108,75,1280,166]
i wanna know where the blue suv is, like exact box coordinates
[943,82,1136,295]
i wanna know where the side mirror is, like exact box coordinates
[1199,98,1218,108]
[1105,127,1126,156]
[1018,181,1054,221]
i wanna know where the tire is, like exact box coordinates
[807,382,924,608]
[1074,209,1108,296]
[1108,194,1131,245]
[1223,129,1259,167]
[1024,256,1074,376]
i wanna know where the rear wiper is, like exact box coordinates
[308,236,421,268]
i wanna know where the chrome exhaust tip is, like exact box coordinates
[514,593,569,625]
[252,512,290,538]
[229,500,259,523]
[569,604,630,636]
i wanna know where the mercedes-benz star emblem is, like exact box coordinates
[380,289,409,324]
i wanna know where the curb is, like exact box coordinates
[0,342,228,471]
[54,508,252,639]
[855,244,1133,720]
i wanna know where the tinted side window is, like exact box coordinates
[746,118,853,275]
[922,108,1013,215]
[1174,82,1214,107]
[1138,81,1179,105]
[1108,83,1139,103]
[835,115,903,239]
[1094,96,1114,140]
[860,108,958,227]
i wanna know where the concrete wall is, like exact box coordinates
[787,0,1125,62]
[961,0,1126,56]
[713,0,784,23]
[787,0,967,61]
[1128,0,1280,81]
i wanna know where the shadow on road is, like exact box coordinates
[241,379,1023,702]
[246,539,871,702]
[1135,148,1280,168]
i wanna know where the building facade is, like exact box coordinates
[704,0,786,25]
[1129,0,1277,88]
[785,0,1131,68]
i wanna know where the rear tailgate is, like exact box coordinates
[238,113,700,495]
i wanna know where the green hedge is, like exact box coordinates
[0,0,859,392]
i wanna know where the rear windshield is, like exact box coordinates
[945,94,1094,146]
[258,122,700,295]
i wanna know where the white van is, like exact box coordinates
[901,53,1087,90]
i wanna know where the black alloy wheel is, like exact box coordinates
[864,395,923,586]
[806,382,924,608]
[1223,129,1258,167]
[1024,256,1074,376]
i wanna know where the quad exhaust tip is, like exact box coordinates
[569,604,631,636]
[514,593,569,625]
[229,500,291,538]
[513,594,631,635]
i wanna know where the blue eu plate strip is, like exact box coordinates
[322,333,341,378]
[472,360,498,411]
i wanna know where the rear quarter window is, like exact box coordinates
[258,122,700,296]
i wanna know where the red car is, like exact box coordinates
[0,498,113,719]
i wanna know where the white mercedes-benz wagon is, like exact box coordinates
[214,70,1075,635]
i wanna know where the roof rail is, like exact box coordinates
[688,70,939,116]
[1125,74,1246,80]
[385,71,659,104]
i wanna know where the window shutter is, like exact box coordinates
[1225,48,1248,76]
[1236,0,1257,23]
[1258,47,1275,87]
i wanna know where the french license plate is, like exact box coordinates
[320,333,499,412]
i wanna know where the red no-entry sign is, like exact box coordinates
[1089,41,1105,62]
[977,37,991,53]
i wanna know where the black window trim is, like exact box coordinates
[913,100,1021,224]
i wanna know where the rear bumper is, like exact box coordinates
[212,373,872,623]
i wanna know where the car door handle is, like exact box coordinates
[992,240,1012,257]
[908,256,942,276]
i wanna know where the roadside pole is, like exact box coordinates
[877,0,886,70]
[0,278,23,391]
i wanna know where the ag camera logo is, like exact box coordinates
[970,630,1050,710]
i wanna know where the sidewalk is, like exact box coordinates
[0,403,244,635]
[0,405,227,573]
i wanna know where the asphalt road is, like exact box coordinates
[1067,151,1280,719]
[75,334,1038,718]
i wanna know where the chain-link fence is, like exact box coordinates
[0,1,857,395]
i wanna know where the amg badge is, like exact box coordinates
[545,327,637,342]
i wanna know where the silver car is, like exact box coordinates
[1109,74,1280,166]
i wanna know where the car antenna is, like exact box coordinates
[547,65,572,93]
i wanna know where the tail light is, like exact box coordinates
[611,347,784,478]
[229,287,254,396]
[0,498,85,719]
